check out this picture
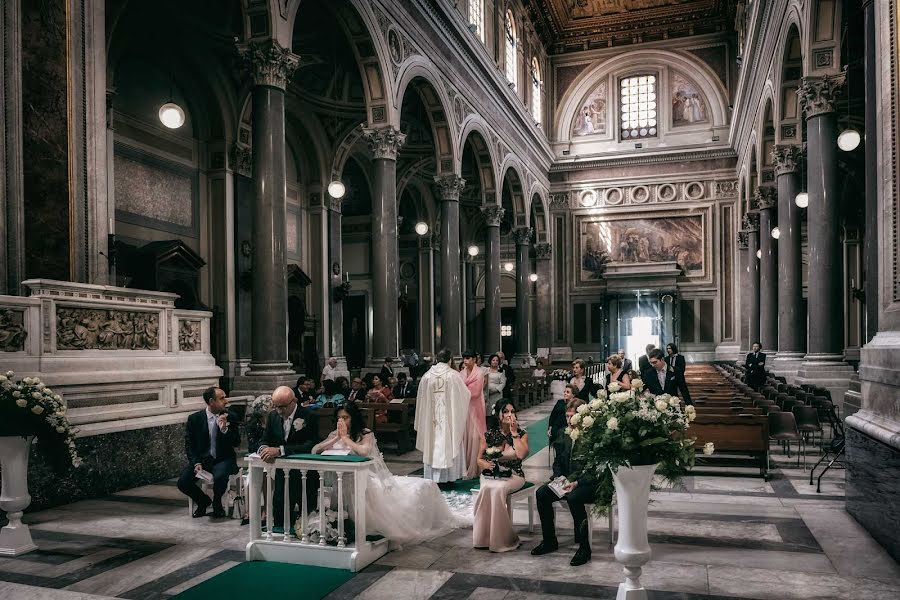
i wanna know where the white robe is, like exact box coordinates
[414,362,470,482]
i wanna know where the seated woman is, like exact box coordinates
[312,403,468,546]
[473,399,530,552]
[309,379,346,409]
[365,374,393,402]
[604,354,632,391]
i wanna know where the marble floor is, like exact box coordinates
[2,399,899,600]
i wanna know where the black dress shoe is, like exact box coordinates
[570,546,591,566]
[192,498,211,518]
[211,505,226,518]
[530,540,559,556]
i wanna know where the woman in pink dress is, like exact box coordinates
[460,349,487,479]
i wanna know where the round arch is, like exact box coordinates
[528,185,549,243]
[499,162,528,229]
[459,119,499,206]
[394,60,458,175]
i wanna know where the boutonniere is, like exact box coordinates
[668,366,675,373]
[293,418,306,431]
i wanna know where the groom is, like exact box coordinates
[415,348,470,486]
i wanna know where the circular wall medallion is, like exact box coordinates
[580,190,597,207]
[453,97,465,125]
[605,188,624,205]
[388,29,403,65]
[657,183,677,202]
[399,261,416,280]
[630,185,650,204]
[684,181,705,200]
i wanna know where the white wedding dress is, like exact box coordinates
[313,431,471,547]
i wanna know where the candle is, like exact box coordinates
[108,217,114,232]
[345,271,349,283]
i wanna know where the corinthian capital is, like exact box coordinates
[737,231,749,249]
[753,187,777,211]
[741,211,760,233]
[237,40,300,90]
[534,243,552,260]
[362,126,406,160]
[481,205,505,227]
[798,72,846,118]
[513,227,534,245]
[772,144,804,175]
[433,174,466,202]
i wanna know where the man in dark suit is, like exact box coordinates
[644,349,678,396]
[379,357,395,385]
[638,344,655,377]
[293,377,314,406]
[532,397,595,567]
[258,386,322,527]
[744,342,767,390]
[665,343,692,405]
[178,387,241,518]
[392,372,415,399]
[346,377,367,403]
[617,348,633,375]
[498,351,516,398]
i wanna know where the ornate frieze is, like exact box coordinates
[741,212,760,233]
[798,72,846,118]
[753,187,777,211]
[772,144,804,175]
[513,227,534,246]
[549,192,570,210]
[0,309,27,352]
[714,180,739,198]
[433,174,466,202]
[56,308,160,350]
[178,320,201,352]
[237,40,300,90]
[481,205,505,227]
[533,243,552,260]
[362,126,406,160]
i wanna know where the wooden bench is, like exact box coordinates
[690,414,770,479]
[356,402,414,454]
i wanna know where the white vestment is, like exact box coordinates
[414,362,471,482]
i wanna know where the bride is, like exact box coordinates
[312,402,469,546]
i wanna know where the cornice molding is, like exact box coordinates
[550,148,736,172]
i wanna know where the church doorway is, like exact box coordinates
[625,316,659,369]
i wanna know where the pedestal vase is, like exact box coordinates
[549,380,566,401]
[0,435,37,556]
[611,463,657,600]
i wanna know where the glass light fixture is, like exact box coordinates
[771,227,780,239]
[504,262,514,272]
[158,103,185,129]
[327,181,346,199]
[414,222,428,236]
[795,192,809,208]
[756,249,762,259]
[467,245,479,257]
[529,273,538,282]
[837,128,861,152]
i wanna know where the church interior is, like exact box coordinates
[1,0,899,598]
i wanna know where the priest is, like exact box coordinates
[415,347,471,484]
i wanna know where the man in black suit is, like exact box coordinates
[617,348,633,375]
[638,344,655,377]
[293,377,314,406]
[346,377,367,403]
[379,357,394,384]
[258,386,322,527]
[744,342,767,390]
[665,343,692,405]
[644,349,678,396]
[392,372,415,399]
[178,387,241,518]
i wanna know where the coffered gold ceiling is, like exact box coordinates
[526,0,735,54]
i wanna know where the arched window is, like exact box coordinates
[531,58,542,124]
[468,0,484,41]
[620,74,658,140]
[505,11,517,90]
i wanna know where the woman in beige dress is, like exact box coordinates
[473,399,530,552]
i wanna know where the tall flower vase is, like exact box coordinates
[0,436,38,556]
[611,463,657,600]
[549,379,566,401]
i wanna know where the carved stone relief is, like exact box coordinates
[179,320,201,352]
[56,308,160,350]
[0,309,27,352]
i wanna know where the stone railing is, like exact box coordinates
[0,280,222,435]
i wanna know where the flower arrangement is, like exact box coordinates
[566,379,712,514]
[245,394,272,452]
[0,371,81,472]
[299,508,355,544]
[549,368,571,382]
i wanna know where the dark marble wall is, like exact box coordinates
[21,0,71,281]
[846,426,900,562]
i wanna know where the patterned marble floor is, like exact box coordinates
[2,399,899,600]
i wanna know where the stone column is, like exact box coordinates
[737,231,750,352]
[435,174,465,356]
[418,234,435,355]
[233,41,298,392]
[534,243,552,353]
[482,205,504,354]
[465,256,477,350]
[796,74,854,399]
[328,196,349,378]
[363,126,406,363]
[513,227,533,363]
[0,0,24,294]
[863,0,878,341]
[772,145,806,378]
[755,187,778,355]
[743,212,761,348]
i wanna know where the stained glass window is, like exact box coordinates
[505,11,517,90]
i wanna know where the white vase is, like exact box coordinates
[611,463,657,600]
[0,436,37,556]
[549,380,566,401]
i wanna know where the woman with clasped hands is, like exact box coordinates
[472,399,530,552]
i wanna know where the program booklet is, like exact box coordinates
[322,448,352,456]
[547,475,571,498]
[195,469,214,484]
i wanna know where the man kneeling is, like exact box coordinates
[531,397,594,566]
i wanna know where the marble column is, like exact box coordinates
[363,125,406,363]
[235,41,298,388]
[737,231,750,352]
[755,187,778,355]
[465,257,477,350]
[513,227,533,363]
[418,234,435,355]
[796,73,854,398]
[863,0,878,341]
[435,174,465,356]
[772,145,806,377]
[328,196,349,378]
[0,0,24,294]
[743,212,761,347]
[534,243,552,352]
[482,205,504,354]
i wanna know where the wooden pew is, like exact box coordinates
[356,401,414,454]
[689,414,770,479]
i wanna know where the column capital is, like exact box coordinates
[534,242,552,260]
[772,144,804,175]
[741,211,760,233]
[737,230,749,249]
[433,174,466,202]
[753,186,777,211]
[362,126,406,160]
[513,227,534,246]
[328,197,342,213]
[237,40,300,90]
[481,204,505,227]
[798,72,846,118]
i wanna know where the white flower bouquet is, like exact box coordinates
[566,383,711,514]
[549,368,572,382]
[300,508,354,544]
[0,371,81,471]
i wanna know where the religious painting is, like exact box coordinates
[671,71,708,126]
[579,214,704,281]
[572,80,607,136]
[570,0,695,19]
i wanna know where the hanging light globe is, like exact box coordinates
[771,227,781,239]
[158,103,185,129]
[529,273,538,282]
[504,262,514,272]
[795,192,809,208]
[756,249,762,259]
[414,222,428,236]
[467,245,479,257]
[837,128,861,152]
[327,181,346,199]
